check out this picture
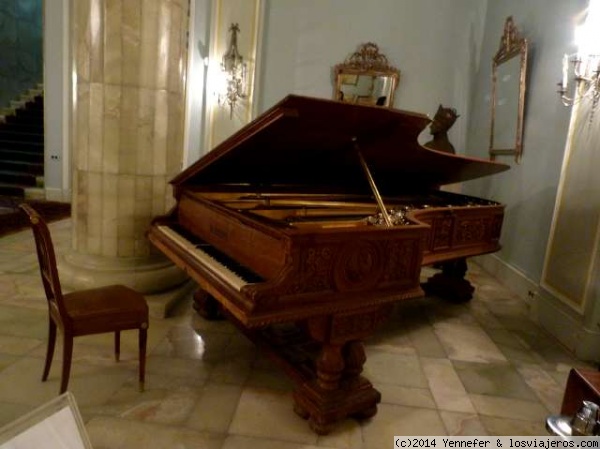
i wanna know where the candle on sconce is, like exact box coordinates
[562,53,569,90]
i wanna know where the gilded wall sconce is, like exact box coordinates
[218,23,247,118]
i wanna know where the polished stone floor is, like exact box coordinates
[0,219,592,447]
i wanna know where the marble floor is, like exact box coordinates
[0,218,592,448]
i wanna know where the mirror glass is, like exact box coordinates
[489,16,528,163]
[493,57,521,149]
[333,43,400,108]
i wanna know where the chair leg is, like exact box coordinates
[139,327,147,392]
[114,331,120,362]
[60,335,73,394]
[42,318,57,382]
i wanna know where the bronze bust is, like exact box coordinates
[424,104,459,154]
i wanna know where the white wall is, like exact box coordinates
[184,0,212,166]
[257,0,488,151]
[43,0,70,201]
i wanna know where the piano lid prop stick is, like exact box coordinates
[353,138,394,227]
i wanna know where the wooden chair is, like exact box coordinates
[19,203,149,394]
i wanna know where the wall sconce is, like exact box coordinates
[218,23,247,119]
[558,0,600,120]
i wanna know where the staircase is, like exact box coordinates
[0,92,44,198]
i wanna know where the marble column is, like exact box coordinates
[61,0,190,310]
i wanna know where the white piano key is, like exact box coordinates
[156,225,249,291]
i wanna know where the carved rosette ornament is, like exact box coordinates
[333,241,383,292]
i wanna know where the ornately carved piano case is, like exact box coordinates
[148,95,509,433]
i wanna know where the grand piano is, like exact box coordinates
[147,95,510,434]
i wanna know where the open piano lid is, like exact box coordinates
[173,95,510,196]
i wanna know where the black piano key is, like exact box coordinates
[170,224,264,284]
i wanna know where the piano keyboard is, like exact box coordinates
[156,224,263,291]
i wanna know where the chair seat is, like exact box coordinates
[63,285,148,336]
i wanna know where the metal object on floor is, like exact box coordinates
[547,400,600,437]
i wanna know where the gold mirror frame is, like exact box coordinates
[489,16,528,163]
[333,43,400,108]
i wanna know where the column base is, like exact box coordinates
[59,252,188,295]
[145,280,196,318]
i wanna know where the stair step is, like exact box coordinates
[28,88,43,98]
[23,105,43,115]
[2,160,44,175]
[0,130,43,143]
[27,97,43,108]
[0,139,43,152]
[5,113,42,124]
[21,99,43,109]
[0,92,45,195]
[15,109,43,120]
[0,170,38,187]
[0,184,25,198]
[0,149,44,163]
[10,100,27,110]
[0,122,44,134]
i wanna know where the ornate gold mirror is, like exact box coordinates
[333,43,400,108]
[489,16,528,163]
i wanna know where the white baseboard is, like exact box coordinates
[43,188,71,203]
[537,285,600,362]
[471,253,539,306]
[473,254,600,363]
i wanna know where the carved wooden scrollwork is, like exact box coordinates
[494,16,527,64]
[455,218,487,244]
[282,238,417,296]
[433,217,453,249]
[342,42,398,72]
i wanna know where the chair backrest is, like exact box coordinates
[18,204,68,323]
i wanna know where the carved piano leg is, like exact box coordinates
[344,341,377,419]
[422,257,475,302]
[192,289,224,320]
[344,340,366,384]
[292,306,388,435]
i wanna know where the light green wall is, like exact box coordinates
[258,0,488,151]
[464,0,587,283]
